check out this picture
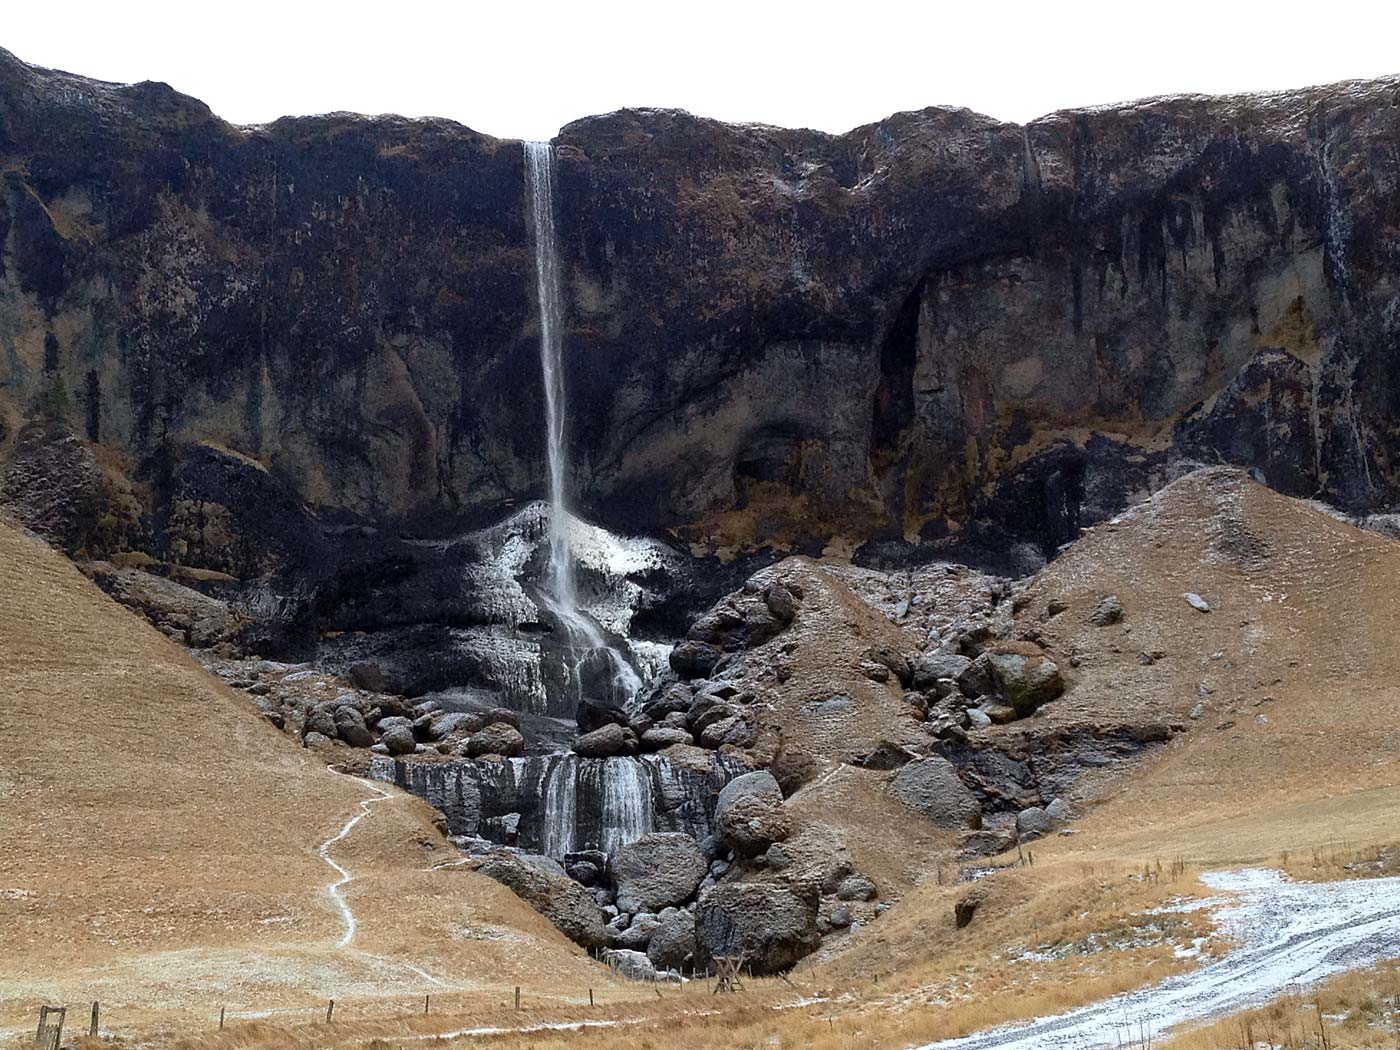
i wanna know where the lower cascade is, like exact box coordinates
[371,751,745,857]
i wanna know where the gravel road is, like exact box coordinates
[915,869,1400,1050]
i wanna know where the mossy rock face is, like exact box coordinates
[987,653,1064,716]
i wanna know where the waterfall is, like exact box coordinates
[372,752,743,859]
[523,140,640,708]
[599,758,654,856]
[541,754,579,857]
[524,140,576,611]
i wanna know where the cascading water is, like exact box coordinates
[524,140,577,612]
[523,140,642,708]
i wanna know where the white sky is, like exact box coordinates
[6,1,1399,141]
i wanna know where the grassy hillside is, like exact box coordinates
[0,522,600,1033]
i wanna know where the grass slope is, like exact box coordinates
[0,522,598,1034]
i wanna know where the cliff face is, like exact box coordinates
[2,47,1399,583]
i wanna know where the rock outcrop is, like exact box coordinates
[478,852,609,949]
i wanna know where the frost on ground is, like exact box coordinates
[914,869,1400,1050]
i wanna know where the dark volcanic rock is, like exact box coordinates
[4,49,1400,620]
[479,851,609,949]
[614,832,709,912]
[695,879,821,974]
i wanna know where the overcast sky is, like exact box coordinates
[6,1,1399,140]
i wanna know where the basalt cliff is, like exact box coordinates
[4,49,1399,589]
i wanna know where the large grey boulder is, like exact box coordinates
[603,948,657,981]
[303,704,338,740]
[892,757,982,829]
[428,711,480,741]
[987,652,1064,715]
[572,722,631,757]
[1088,595,1124,626]
[913,653,971,690]
[715,771,791,853]
[379,722,417,756]
[467,721,525,757]
[836,873,878,902]
[479,852,608,949]
[695,880,821,974]
[1016,806,1056,841]
[647,908,698,971]
[615,912,662,950]
[615,833,709,912]
[640,726,692,750]
[333,705,374,747]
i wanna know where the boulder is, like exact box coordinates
[822,903,853,931]
[836,874,877,902]
[763,582,799,623]
[428,711,482,740]
[302,731,332,748]
[717,793,791,855]
[966,708,993,729]
[670,640,722,679]
[982,702,1019,725]
[1088,595,1124,626]
[572,722,631,758]
[695,880,821,974]
[914,653,972,691]
[467,722,525,758]
[714,770,791,854]
[303,704,338,740]
[479,852,608,949]
[615,912,662,950]
[699,715,744,748]
[687,694,738,734]
[640,726,692,750]
[957,654,995,698]
[1184,592,1212,612]
[603,948,657,982]
[987,653,1064,715]
[892,757,982,829]
[1045,797,1071,822]
[376,715,413,735]
[483,708,521,728]
[647,908,698,971]
[380,723,417,756]
[858,741,918,770]
[564,849,609,887]
[615,833,709,912]
[577,697,628,734]
[1016,806,1056,841]
[333,705,374,748]
[865,645,913,686]
[348,660,386,692]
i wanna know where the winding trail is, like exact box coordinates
[319,768,395,949]
[319,768,447,988]
[914,869,1400,1050]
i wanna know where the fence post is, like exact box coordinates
[326,999,335,1024]
[514,987,521,1011]
[90,1002,100,1037]
[588,988,594,1007]
[424,994,430,1015]
[219,1006,225,1031]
